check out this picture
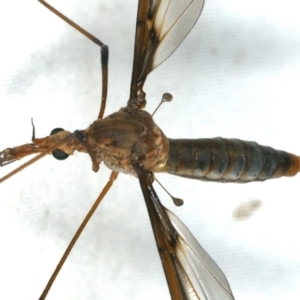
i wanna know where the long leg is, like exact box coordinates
[136,168,184,299]
[38,0,109,119]
[39,171,118,300]
[135,165,235,300]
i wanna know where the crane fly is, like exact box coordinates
[1,0,300,299]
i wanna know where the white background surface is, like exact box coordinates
[0,0,300,299]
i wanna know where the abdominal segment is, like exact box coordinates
[161,138,300,182]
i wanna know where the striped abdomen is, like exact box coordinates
[158,138,300,182]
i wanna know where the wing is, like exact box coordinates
[135,166,235,300]
[128,0,205,110]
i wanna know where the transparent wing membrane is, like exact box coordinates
[151,0,205,70]
[166,208,234,299]
[136,168,234,299]
[129,0,204,109]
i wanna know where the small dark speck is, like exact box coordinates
[233,200,262,221]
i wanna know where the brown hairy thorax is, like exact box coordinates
[85,107,170,175]
[0,107,170,177]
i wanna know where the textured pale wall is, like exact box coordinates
[0,0,300,299]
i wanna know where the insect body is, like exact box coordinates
[1,0,300,299]
[2,114,300,182]
[163,138,300,181]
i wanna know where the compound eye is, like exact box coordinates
[50,128,69,160]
